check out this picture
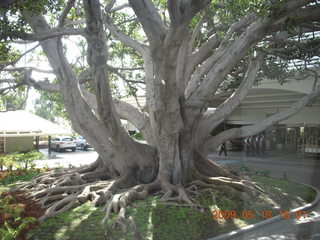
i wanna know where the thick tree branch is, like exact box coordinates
[187,0,314,108]
[222,14,258,46]
[184,37,232,100]
[265,36,320,55]
[184,14,257,99]
[84,0,125,139]
[78,69,91,84]
[81,88,155,144]
[17,86,30,110]
[185,34,220,83]
[294,4,320,23]
[14,66,151,139]
[9,68,58,94]
[167,0,212,29]
[64,19,86,27]
[205,85,320,153]
[31,79,153,143]
[0,68,31,94]
[167,0,183,25]
[180,0,211,23]
[128,0,167,46]
[25,78,60,93]
[20,74,153,143]
[189,16,206,51]
[104,17,147,54]
[0,83,22,94]
[58,0,76,27]
[109,3,130,13]
[3,28,86,41]
[0,79,15,83]
[300,23,320,31]
[114,99,155,145]
[23,11,117,152]
[104,0,116,12]
[3,66,54,74]
[0,0,16,8]
[185,13,258,99]
[197,52,265,147]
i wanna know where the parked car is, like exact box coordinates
[51,136,76,152]
[76,136,91,151]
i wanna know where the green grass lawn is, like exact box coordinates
[26,175,316,240]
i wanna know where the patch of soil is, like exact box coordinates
[0,170,27,181]
[0,190,47,240]
[1,169,48,240]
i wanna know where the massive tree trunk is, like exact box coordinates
[14,0,320,232]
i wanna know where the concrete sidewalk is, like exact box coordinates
[208,150,320,189]
[208,150,319,165]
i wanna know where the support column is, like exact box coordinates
[35,136,40,151]
[48,136,51,156]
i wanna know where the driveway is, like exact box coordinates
[35,148,98,169]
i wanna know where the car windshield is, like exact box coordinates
[62,138,73,141]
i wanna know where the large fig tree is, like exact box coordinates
[1,0,319,228]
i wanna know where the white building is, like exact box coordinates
[0,110,71,153]
[121,71,320,156]
[210,70,320,156]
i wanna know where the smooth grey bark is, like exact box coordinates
[24,3,157,184]
[10,0,318,189]
[3,0,318,225]
[196,52,265,149]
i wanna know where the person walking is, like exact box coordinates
[260,134,265,154]
[245,137,250,156]
[255,135,260,155]
[219,142,227,156]
[250,136,255,156]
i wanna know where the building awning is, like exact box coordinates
[0,110,71,137]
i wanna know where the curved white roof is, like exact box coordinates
[0,111,71,137]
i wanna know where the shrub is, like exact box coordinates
[18,151,44,170]
[0,217,36,240]
[0,151,44,171]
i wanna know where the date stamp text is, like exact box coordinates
[211,210,307,220]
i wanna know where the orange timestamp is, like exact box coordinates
[211,210,307,220]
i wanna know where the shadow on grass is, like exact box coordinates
[29,176,316,240]
[29,198,241,240]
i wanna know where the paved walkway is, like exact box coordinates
[208,151,320,240]
[208,151,320,188]
[35,149,97,169]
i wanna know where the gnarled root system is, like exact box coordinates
[20,156,262,235]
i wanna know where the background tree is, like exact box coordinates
[0,42,30,110]
[33,90,68,122]
[0,0,319,230]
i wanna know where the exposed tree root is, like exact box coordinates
[20,165,114,222]
[194,150,238,178]
[20,154,264,235]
